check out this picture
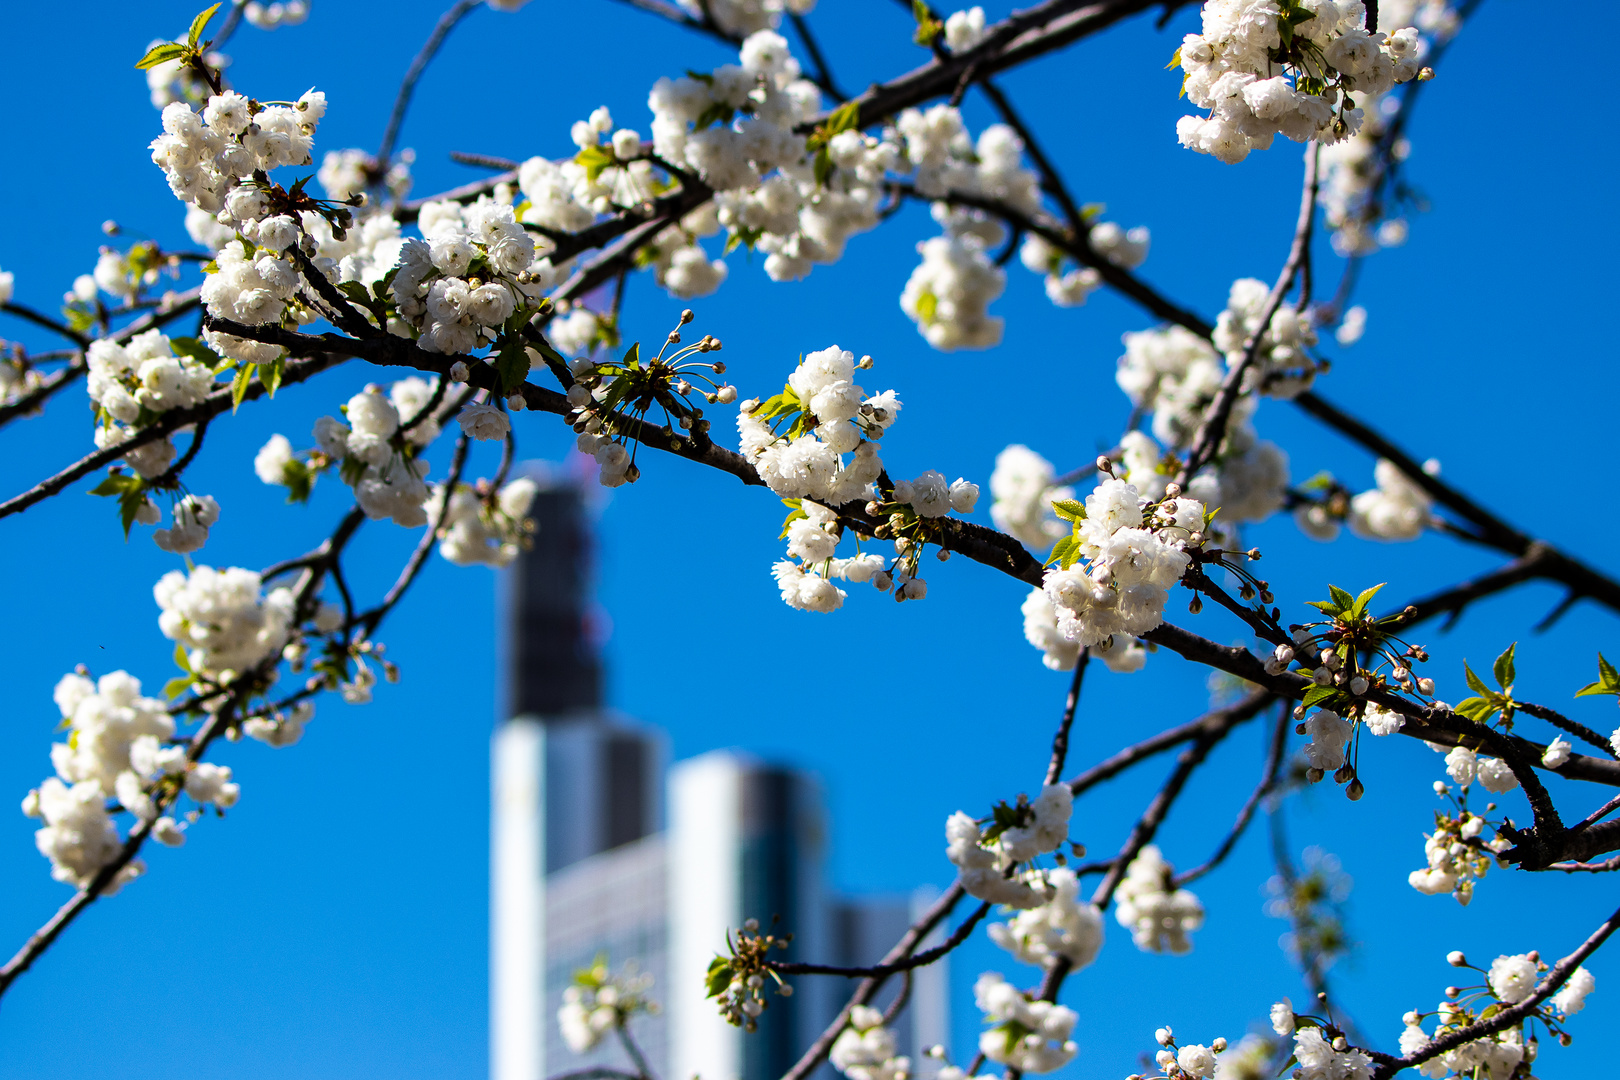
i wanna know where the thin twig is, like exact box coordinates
[376,0,484,165]
[1044,651,1090,785]
[1179,143,1319,482]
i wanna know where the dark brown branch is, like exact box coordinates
[1517,701,1618,761]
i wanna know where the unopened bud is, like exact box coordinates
[1447,951,1467,967]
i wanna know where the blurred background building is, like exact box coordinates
[491,473,947,1080]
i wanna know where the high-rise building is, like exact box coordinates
[492,474,946,1080]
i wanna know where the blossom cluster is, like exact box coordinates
[391,198,551,354]
[147,88,338,364]
[1176,0,1427,165]
[1139,1025,1233,1080]
[672,0,814,38]
[1113,319,1290,528]
[21,671,235,891]
[1391,949,1594,1079]
[987,866,1106,970]
[830,1005,911,1080]
[428,476,539,568]
[156,564,296,679]
[1113,844,1204,954]
[1035,477,1205,659]
[944,784,1073,908]
[738,346,978,611]
[1408,788,1509,905]
[310,383,439,526]
[972,972,1079,1073]
[556,958,658,1054]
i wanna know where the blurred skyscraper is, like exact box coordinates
[491,474,946,1080]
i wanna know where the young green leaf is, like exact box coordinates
[263,357,285,398]
[704,957,734,999]
[170,336,223,367]
[1327,584,1355,613]
[494,336,529,396]
[1462,661,1494,699]
[1348,582,1385,621]
[164,674,196,700]
[1575,652,1620,699]
[1493,642,1517,690]
[1455,696,1501,723]
[1050,498,1087,522]
[135,42,189,70]
[188,2,223,48]
[231,362,257,410]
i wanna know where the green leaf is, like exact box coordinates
[1046,535,1075,569]
[170,336,223,367]
[174,642,192,674]
[1493,642,1517,690]
[117,488,147,539]
[813,148,834,189]
[779,507,809,540]
[135,41,189,70]
[914,290,938,325]
[89,473,143,498]
[1463,661,1492,699]
[825,100,861,138]
[1454,696,1501,723]
[621,341,641,369]
[1166,45,1182,70]
[1050,498,1087,522]
[1576,652,1620,698]
[1327,584,1355,613]
[574,144,616,182]
[163,674,195,700]
[263,357,285,398]
[704,957,734,999]
[188,2,223,47]
[1348,582,1385,621]
[692,101,736,131]
[495,337,529,397]
[231,362,256,411]
[282,459,314,504]
[1304,600,1340,615]
[1302,684,1346,710]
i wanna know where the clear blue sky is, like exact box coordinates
[1,1,1616,1076]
